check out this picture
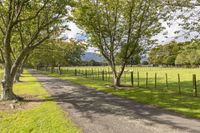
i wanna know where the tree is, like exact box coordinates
[175,41,200,66]
[149,41,188,65]
[0,0,71,100]
[27,39,87,70]
[126,54,141,66]
[142,61,149,65]
[64,39,87,66]
[73,0,165,86]
[149,47,160,65]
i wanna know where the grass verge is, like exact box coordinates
[0,71,81,133]
[41,70,200,119]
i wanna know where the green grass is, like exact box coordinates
[59,66,200,95]
[41,66,200,119]
[0,71,81,133]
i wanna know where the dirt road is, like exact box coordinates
[31,70,200,133]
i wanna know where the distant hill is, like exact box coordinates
[81,52,105,62]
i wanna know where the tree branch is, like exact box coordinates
[15,0,49,24]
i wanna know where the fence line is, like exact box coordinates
[43,67,199,97]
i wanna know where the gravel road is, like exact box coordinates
[31,70,200,133]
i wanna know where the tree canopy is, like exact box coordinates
[27,39,87,68]
[149,40,200,66]
[73,0,167,86]
[0,0,72,100]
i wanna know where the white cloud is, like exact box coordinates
[64,22,83,39]
[87,47,98,53]
[153,20,183,44]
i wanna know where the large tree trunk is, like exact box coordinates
[45,66,48,71]
[14,69,21,82]
[1,56,25,100]
[51,66,54,73]
[19,57,27,75]
[1,23,18,100]
[36,65,39,70]
[58,65,62,75]
[2,44,29,100]
[1,79,16,100]
[114,76,121,87]
[111,62,126,87]
[1,67,18,100]
[14,55,29,82]
[110,65,122,87]
[20,66,24,74]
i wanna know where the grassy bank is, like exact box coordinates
[41,68,200,119]
[0,71,81,133]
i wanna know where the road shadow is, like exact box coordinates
[31,71,200,133]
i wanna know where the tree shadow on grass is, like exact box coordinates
[22,97,54,103]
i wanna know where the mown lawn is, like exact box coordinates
[41,67,200,119]
[0,71,81,133]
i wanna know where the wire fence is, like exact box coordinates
[41,66,200,97]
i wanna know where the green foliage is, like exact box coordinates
[0,71,81,133]
[27,39,87,67]
[149,41,190,65]
[130,55,141,65]
[84,60,104,66]
[175,41,200,66]
[64,40,87,66]
[0,0,72,100]
[73,0,164,83]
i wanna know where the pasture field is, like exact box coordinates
[61,66,200,96]
[42,66,200,118]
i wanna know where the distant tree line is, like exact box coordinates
[26,39,87,70]
[149,41,200,67]
[81,60,106,66]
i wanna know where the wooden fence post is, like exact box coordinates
[75,69,77,76]
[178,74,181,94]
[137,72,139,87]
[165,73,168,89]
[146,72,148,88]
[155,73,157,89]
[131,72,134,87]
[108,70,110,81]
[85,70,87,78]
[102,70,104,81]
[193,74,197,97]
[124,71,126,83]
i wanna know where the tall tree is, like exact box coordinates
[0,0,71,100]
[64,39,87,66]
[73,0,165,86]
[175,41,200,66]
[28,39,87,69]
[148,41,190,65]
